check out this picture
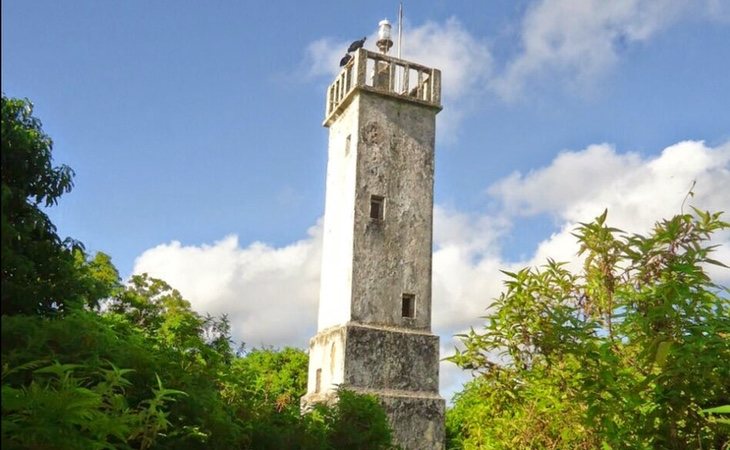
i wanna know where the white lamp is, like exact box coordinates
[377,19,393,54]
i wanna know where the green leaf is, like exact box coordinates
[654,340,672,367]
[704,258,729,268]
[703,405,730,414]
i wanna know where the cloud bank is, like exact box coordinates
[134,225,323,348]
[133,139,730,399]
[493,0,691,98]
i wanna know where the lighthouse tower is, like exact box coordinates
[302,20,444,450]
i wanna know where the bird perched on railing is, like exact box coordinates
[347,37,366,53]
[339,53,353,67]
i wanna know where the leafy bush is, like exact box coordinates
[2,361,184,450]
[448,209,730,449]
[304,388,397,450]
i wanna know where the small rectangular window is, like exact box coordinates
[402,294,415,318]
[370,195,385,220]
[315,368,322,393]
[345,135,351,155]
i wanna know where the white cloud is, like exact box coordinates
[133,224,323,348]
[493,140,730,279]
[491,140,730,231]
[492,0,709,98]
[431,206,510,332]
[489,144,643,217]
[303,38,352,80]
[398,18,493,103]
[133,139,730,401]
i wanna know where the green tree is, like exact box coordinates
[102,273,243,449]
[219,347,310,449]
[448,209,730,449]
[75,251,122,309]
[1,94,85,315]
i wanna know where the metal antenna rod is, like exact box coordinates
[397,1,403,59]
[397,1,403,92]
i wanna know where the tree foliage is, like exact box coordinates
[2,269,397,449]
[448,209,730,449]
[1,95,87,315]
[2,361,185,450]
[313,388,395,450]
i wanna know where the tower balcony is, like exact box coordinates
[324,49,442,127]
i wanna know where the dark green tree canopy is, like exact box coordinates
[1,94,84,315]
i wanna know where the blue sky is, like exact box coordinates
[3,0,729,398]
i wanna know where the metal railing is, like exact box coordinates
[325,49,441,124]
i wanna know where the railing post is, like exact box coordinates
[354,49,366,88]
[399,64,411,95]
[389,61,396,92]
[343,67,349,95]
[431,69,441,105]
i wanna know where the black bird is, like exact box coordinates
[339,53,353,67]
[347,36,366,53]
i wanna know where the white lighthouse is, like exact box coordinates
[302,20,445,450]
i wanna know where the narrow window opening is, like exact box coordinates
[345,135,351,155]
[315,368,322,393]
[370,195,385,220]
[402,294,415,318]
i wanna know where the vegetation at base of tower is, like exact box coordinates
[305,388,397,450]
[446,209,730,449]
[1,94,397,450]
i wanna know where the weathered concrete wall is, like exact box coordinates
[379,393,445,450]
[317,90,437,332]
[351,92,437,331]
[343,323,439,392]
[303,323,445,449]
[304,322,440,398]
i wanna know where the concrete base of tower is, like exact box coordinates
[300,390,337,411]
[301,388,445,450]
[301,322,444,449]
[377,389,445,450]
